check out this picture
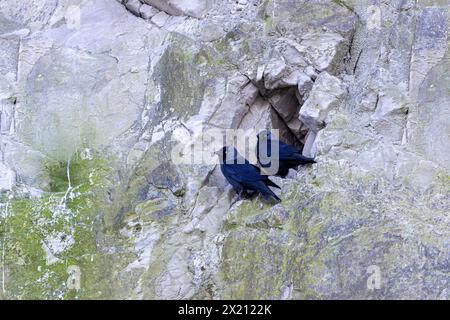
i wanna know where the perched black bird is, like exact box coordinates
[257,130,316,178]
[216,146,281,202]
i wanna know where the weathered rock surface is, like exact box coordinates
[0,0,448,300]
[142,0,210,18]
[139,4,159,20]
[0,162,15,192]
[299,72,346,132]
[125,0,142,16]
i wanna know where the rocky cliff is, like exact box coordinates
[0,0,448,299]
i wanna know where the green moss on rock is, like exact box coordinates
[155,35,206,120]
[0,152,124,299]
[218,164,450,299]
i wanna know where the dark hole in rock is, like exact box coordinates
[262,86,309,151]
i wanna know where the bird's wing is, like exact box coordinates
[278,140,301,157]
[222,164,281,201]
[222,164,264,183]
[251,164,262,174]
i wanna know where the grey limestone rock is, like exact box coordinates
[0,0,448,300]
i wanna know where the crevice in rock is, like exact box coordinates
[332,0,360,21]
[121,0,172,24]
[352,48,363,75]
[407,6,419,93]
[374,93,380,111]
[121,0,207,26]
[264,90,306,149]
[247,80,311,151]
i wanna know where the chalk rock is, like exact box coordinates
[151,11,170,27]
[0,162,15,192]
[299,72,346,132]
[296,32,349,74]
[140,4,160,20]
[125,0,142,16]
[142,0,210,18]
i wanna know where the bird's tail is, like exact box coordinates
[264,177,281,189]
[261,187,281,202]
[295,154,316,164]
[287,154,316,165]
[272,193,281,202]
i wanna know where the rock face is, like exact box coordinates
[141,0,210,18]
[0,0,449,300]
[299,72,346,133]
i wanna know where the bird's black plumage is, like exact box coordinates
[257,130,316,178]
[217,146,281,202]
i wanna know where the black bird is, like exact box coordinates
[257,130,316,178]
[216,146,281,202]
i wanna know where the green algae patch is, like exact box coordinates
[0,152,120,299]
[219,163,450,299]
[220,228,302,299]
[155,34,206,121]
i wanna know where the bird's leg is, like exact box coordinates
[237,189,244,201]
[241,190,258,200]
[247,190,257,199]
[242,190,252,199]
